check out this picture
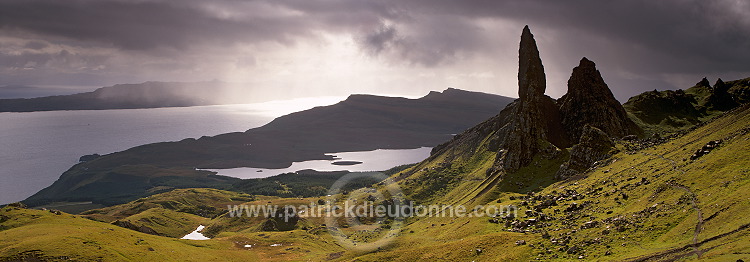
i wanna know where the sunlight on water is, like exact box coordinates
[0,96,348,204]
[229,96,346,117]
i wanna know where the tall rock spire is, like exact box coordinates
[518,25,546,100]
[490,27,638,175]
[493,26,565,172]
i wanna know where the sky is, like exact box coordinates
[1,0,749,102]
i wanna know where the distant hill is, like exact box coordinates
[624,77,750,134]
[0,81,286,112]
[0,85,96,99]
[23,88,514,207]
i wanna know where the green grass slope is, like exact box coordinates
[1,191,344,261]
[82,188,253,238]
[624,77,749,136]
[2,106,749,261]
[347,104,750,261]
[484,104,750,261]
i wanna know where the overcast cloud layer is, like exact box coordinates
[1,0,748,101]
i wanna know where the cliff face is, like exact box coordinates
[555,125,617,179]
[558,58,643,142]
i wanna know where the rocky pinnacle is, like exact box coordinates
[518,25,546,100]
[494,26,561,172]
[558,57,642,142]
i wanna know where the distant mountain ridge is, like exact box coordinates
[0,81,286,112]
[0,85,97,99]
[24,88,514,206]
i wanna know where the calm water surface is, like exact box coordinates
[0,97,345,204]
[0,96,433,204]
[205,147,432,179]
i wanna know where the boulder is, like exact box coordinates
[690,140,722,160]
[556,125,616,179]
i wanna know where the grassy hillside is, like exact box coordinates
[3,106,749,261]
[1,191,346,261]
[624,77,750,136]
[485,103,750,261]
[0,205,344,261]
[81,188,253,238]
[348,104,750,261]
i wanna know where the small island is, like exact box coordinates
[331,161,363,166]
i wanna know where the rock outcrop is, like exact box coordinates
[697,77,711,88]
[433,26,643,178]
[556,125,617,179]
[623,89,701,126]
[112,220,160,235]
[261,206,299,231]
[708,78,739,111]
[558,58,643,142]
[489,27,641,174]
[728,78,750,104]
[79,154,101,162]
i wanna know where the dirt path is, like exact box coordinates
[668,182,704,257]
[639,152,704,258]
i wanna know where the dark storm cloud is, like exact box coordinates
[362,25,398,56]
[380,0,750,73]
[0,0,748,97]
[0,0,395,85]
[0,0,313,51]
[359,0,750,98]
[2,0,746,69]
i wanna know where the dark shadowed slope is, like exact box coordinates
[624,77,750,134]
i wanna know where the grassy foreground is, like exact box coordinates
[2,105,750,261]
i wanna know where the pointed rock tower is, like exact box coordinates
[493,26,567,172]
[434,26,641,181]
[558,57,642,142]
[518,26,546,100]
